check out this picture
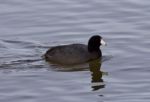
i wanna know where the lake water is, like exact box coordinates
[0,0,150,102]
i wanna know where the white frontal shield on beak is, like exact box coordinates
[101,39,107,46]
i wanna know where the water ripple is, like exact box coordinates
[0,0,150,102]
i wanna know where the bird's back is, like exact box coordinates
[44,44,91,64]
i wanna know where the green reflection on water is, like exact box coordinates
[89,59,108,91]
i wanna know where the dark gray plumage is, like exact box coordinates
[44,35,106,65]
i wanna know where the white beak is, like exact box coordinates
[101,39,107,46]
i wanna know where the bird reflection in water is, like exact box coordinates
[46,58,108,91]
[89,59,107,91]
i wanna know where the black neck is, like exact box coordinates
[88,45,100,52]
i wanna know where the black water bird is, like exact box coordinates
[44,35,106,65]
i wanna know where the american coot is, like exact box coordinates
[44,35,106,65]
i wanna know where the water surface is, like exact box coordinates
[0,0,150,102]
